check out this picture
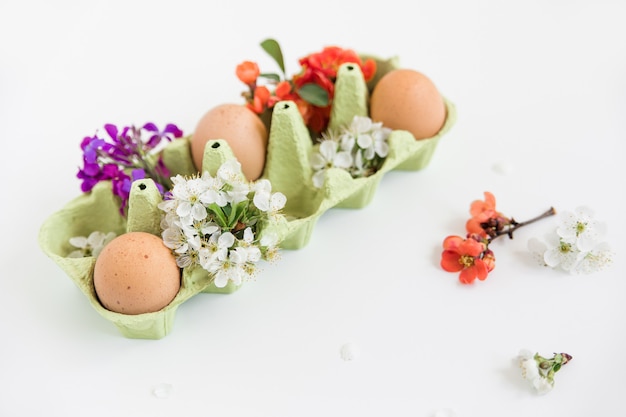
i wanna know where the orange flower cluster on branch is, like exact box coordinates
[440,192,555,284]
[236,40,376,136]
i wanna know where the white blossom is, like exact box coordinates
[310,116,391,188]
[158,161,286,288]
[171,174,209,222]
[527,206,612,275]
[310,136,353,188]
[516,350,553,395]
[67,231,116,258]
[557,206,606,251]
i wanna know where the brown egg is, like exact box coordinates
[370,69,446,140]
[190,103,268,181]
[93,232,181,315]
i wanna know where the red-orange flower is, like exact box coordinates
[246,85,271,114]
[440,235,491,284]
[265,80,296,109]
[237,41,377,135]
[470,191,498,222]
[301,103,332,134]
[466,191,510,238]
[236,61,260,85]
[297,46,376,81]
[482,248,496,272]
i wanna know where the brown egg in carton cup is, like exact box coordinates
[39,55,457,339]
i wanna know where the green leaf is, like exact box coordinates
[297,83,329,107]
[209,203,229,228]
[259,72,282,82]
[553,363,561,372]
[260,39,285,75]
[228,202,245,229]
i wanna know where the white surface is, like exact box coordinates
[1,1,625,416]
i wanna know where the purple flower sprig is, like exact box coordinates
[77,122,183,215]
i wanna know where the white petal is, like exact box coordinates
[543,249,563,267]
[69,236,88,248]
[67,250,84,258]
[351,115,372,132]
[253,190,270,211]
[375,140,389,158]
[229,248,245,264]
[201,224,219,235]
[218,232,235,248]
[213,271,229,288]
[532,377,553,394]
[333,151,353,169]
[340,135,355,152]
[319,140,338,160]
[176,201,192,218]
[87,231,105,247]
[260,231,278,247]
[191,202,208,221]
[577,233,598,252]
[356,133,373,149]
[253,178,271,193]
[312,170,326,188]
[270,192,287,210]
[310,153,327,170]
[247,247,261,262]
[243,227,254,243]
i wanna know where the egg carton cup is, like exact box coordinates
[38,177,241,339]
[39,55,456,339]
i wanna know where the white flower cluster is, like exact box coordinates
[158,159,286,288]
[528,206,613,274]
[517,349,555,395]
[310,115,391,188]
[67,231,116,258]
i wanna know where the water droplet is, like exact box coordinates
[340,342,359,361]
[151,383,173,399]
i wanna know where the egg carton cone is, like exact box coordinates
[39,54,456,339]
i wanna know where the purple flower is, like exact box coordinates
[110,169,147,215]
[142,122,184,148]
[76,121,184,216]
[77,162,118,193]
[111,171,132,215]
[103,124,137,165]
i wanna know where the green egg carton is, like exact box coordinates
[39,55,456,339]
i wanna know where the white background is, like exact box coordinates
[1,1,625,416]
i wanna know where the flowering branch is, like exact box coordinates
[236,39,377,136]
[440,192,556,284]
